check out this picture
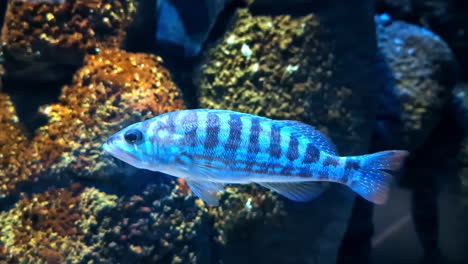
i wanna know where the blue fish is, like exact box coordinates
[103,109,408,206]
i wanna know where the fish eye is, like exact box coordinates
[124,129,143,144]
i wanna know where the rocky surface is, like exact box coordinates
[4,0,463,263]
[195,1,380,262]
[0,48,186,198]
[376,0,468,78]
[453,84,468,205]
[1,0,137,82]
[376,15,457,150]
[0,184,117,263]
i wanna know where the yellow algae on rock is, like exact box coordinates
[1,0,137,67]
[197,9,352,140]
[34,48,186,179]
[0,48,186,198]
[207,185,286,246]
[0,94,30,198]
[0,184,118,263]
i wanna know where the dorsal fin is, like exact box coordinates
[282,120,338,155]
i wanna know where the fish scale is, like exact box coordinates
[103,109,409,206]
[208,113,259,173]
[174,111,328,180]
[159,110,342,180]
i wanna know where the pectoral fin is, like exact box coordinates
[185,179,225,206]
[258,182,329,202]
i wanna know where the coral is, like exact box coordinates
[0,48,185,197]
[209,185,285,246]
[77,186,117,234]
[376,16,457,149]
[93,183,207,264]
[196,8,375,262]
[195,10,363,256]
[0,184,117,264]
[0,94,31,198]
[36,48,186,179]
[81,181,285,264]
[1,0,137,66]
[0,47,190,262]
[196,8,356,144]
[0,241,18,263]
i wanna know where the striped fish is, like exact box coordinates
[103,109,408,206]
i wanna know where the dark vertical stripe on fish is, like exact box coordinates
[303,143,320,164]
[204,112,220,149]
[224,114,242,152]
[286,136,299,161]
[343,158,361,182]
[269,124,282,158]
[247,118,262,154]
[182,111,198,146]
[344,159,360,171]
[323,157,339,167]
[166,111,178,133]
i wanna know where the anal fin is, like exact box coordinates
[258,181,329,202]
[185,179,225,206]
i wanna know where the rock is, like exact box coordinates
[0,48,186,198]
[376,0,468,84]
[452,83,468,132]
[376,14,457,150]
[0,184,118,263]
[0,93,29,198]
[195,1,380,262]
[155,0,237,57]
[453,84,468,205]
[0,0,139,132]
[1,0,137,83]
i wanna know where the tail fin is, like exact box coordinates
[348,150,409,204]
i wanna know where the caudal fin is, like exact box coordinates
[349,150,409,204]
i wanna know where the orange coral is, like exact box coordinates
[38,249,64,264]
[0,184,117,263]
[35,48,186,178]
[1,0,137,59]
[0,48,186,197]
[0,242,18,263]
[17,185,83,237]
[0,186,82,263]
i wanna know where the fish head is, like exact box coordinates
[102,120,156,170]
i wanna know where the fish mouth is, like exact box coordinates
[102,142,111,153]
[102,141,141,167]
[102,141,120,159]
[103,141,130,162]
